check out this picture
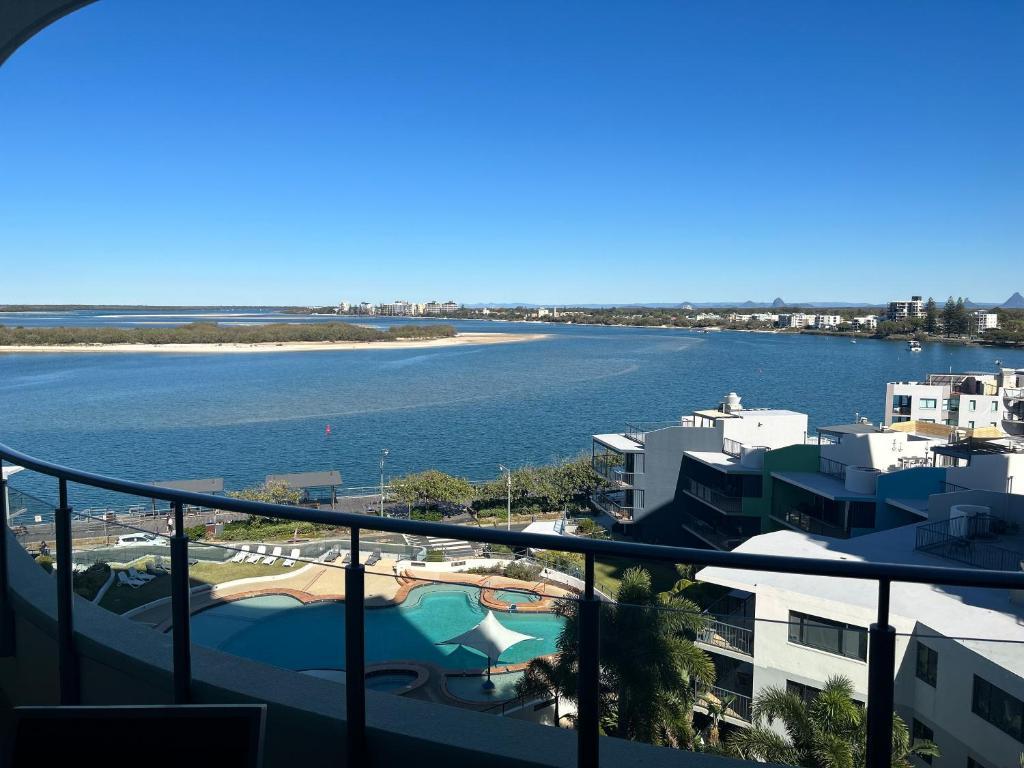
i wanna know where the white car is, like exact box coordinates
[115,533,166,547]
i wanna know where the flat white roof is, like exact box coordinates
[697,527,1024,677]
[771,471,875,500]
[684,451,761,474]
[521,520,564,536]
[592,433,644,453]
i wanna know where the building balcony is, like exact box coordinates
[694,684,752,725]
[589,492,638,521]
[819,457,848,481]
[772,508,849,539]
[697,618,754,657]
[915,514,1024,572]
[679,513,745,550]
[684,479,744,515]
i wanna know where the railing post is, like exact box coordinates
[345,525,366,766]
[577,552,600,768]
[55,478,80,704]
[866,579,895,768]
[0,476,15,656]
[169,501,192,703]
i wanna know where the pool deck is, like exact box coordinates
[132,555,569,631]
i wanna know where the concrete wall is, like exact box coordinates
[821,431,933,471]
[721,412,808,450]
[947,453,1024,495]
[745,445,820,533]
[874,467,945,530]
[885,382,949,426]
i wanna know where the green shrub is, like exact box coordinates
[35,555,54,573]
[424,549,445,562]
[504,561,542,582]
[185,524,207,541]
[410,509,443,522]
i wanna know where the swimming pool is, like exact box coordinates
[190,584,564,672]
[494,589,541,604]
[446,671,524,702]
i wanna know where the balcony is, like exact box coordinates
[915,514,1024,572]
[684,479,743,515]
[590,491,638,521]
[679,514,745,550]
[697,618,753,657]
[772,508,849,539]
[819,457,848,481]
[2,441,1023,768]
[623,420,684,444]
[694,684,752,724]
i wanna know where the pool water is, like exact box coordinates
[494,589,541,604]
[366,671,418,692]
[191,584,564,671]
[446,671,524,702]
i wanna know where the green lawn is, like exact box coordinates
[99,558,293,614]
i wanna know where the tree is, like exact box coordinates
[389,470,476,507]
[517,567,715,748]
[726,675,939,768]
[924,297,938,334]
[229,480,302,506]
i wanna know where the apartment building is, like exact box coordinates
[969,311,999,336]
[812,314,843,329]
[422,301,460,315]
[377,300,418,316]
[888,296,925,322]
[884,369,1024,435]
[696,485,1024,768]
[851,315,880,331]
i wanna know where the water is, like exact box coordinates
[1,309,1020,506]
[446,670,524,702]
[495,589,541,604]
[189,584,564,671]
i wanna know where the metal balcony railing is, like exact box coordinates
[2,441,1023,768]
[623,420,682,443]
[942,482,969,493]
[685,479,743,515]
[915,514,1024,572]
[694,682,753,723]
[721,437,743,458]
[697,617,754,656]
[819,457,848,480]
[774,508,849,539]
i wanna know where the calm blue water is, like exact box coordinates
[189,584,564,671]
[1,309,1021,506]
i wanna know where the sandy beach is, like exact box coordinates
[0,331,547,354]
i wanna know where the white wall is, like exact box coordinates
[821,431,934,471]
[722,411,808,450]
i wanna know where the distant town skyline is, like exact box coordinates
[1,1,1020,305]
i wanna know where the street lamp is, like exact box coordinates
[498,464,512,532]
[379,449,389,516]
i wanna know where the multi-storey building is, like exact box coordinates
[887,296,925,322]
[969,311,999,336]
[696,482,1024,768]
[377,300,418,316]
[422,301,459,315]
[884,369,1024,435]
[812,314,843,329]
[776,313,813,328]
[851,315,880,331]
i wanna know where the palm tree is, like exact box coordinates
[726,675,939,768]
[517,566,715,748]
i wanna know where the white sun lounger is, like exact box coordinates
[128,568,155,582]
[283,548,300,568]
[247,545,267,564]
[263,546,282,565]
[231,545,250,563]
[117,571,145,588]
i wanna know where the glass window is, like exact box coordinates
[991,401,999,412]
[788,611,867,661]
[920,398,937,409]
[972,675,1024,742]
[786,680,821,706]
[915,642,937,687]
[912,719,935,765]
[968,421,975,429]
[921,418,935,423]
[969,400,977,412]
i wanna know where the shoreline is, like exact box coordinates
[0,331,547,355]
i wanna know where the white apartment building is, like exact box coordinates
[851,315,879,331]
[422,301,459,315]
[378,300,417,316]
[888,296,925,322]
[776,313,813,328]
[697,486,1024,768]
[813,314,843,329]
[969,311,999,335]
[884,370,1024,433]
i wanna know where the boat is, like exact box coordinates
[907,340,922,352]
[850,339,857,344]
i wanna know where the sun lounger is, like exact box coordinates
[366,551,381,566]
[263,546,282,565]
[247,545,267,564]
[128,568,155,582]
[341,552,351,565]
[231,545,250,563]
[117,571,145,588]
[282,548,300,567]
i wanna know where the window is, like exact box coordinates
[912,719,935,764]
[968,420,975,429]
[990,422,997,427]
[915,642,937,687]
[941,398,951,411]
[921,418,935,423]
[969,400,977,412]
[788,611,868,661]
[972,675,1024,742]
[786,680,822,706]
[919,398,937,409]
[991,401,999,412]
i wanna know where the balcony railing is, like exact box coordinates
[721,438,743,458]
[610,468,637,487]
[623,420,683,443]
[697,617,754,656]
[774,508,848,538]
[942,482,969,493]
[679,514,745,550]
[2,442,1023,768]
[589,492,638,521]
[819,457,848,480]
[685,479,743,515]
[915,514,1024,572]
[694,683,753,723]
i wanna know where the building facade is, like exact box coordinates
[888,296,925,322]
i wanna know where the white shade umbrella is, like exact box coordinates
[439,611,536,689]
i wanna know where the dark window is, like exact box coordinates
[786,680,821,706]
[916,642,938,687]
[967,758,991,768]
[788,611,868,661]
[972,675,1024,743]
[912,719,935,765]
[847,501,876,529]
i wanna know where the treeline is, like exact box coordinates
[0,322,457,346]
[388,456,607,517]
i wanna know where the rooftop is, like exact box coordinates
[697,526,1024,677]
[684,450,762,474]
[592,433,644,453]
[771,470,875,500]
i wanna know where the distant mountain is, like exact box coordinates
[1002,292,1024,309]
[772,297,786,308]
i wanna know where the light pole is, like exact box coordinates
[498,464,511,531]
[379,449,389,516]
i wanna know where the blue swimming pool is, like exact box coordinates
[446,671,524,702]
[191,584,564,671]
[494,589,541,604]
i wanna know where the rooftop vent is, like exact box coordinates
[722,392,743,413]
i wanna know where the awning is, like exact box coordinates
[439,611,535,662]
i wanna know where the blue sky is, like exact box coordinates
[1,1,1020,306]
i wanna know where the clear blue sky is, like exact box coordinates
[1,1,1020,306]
